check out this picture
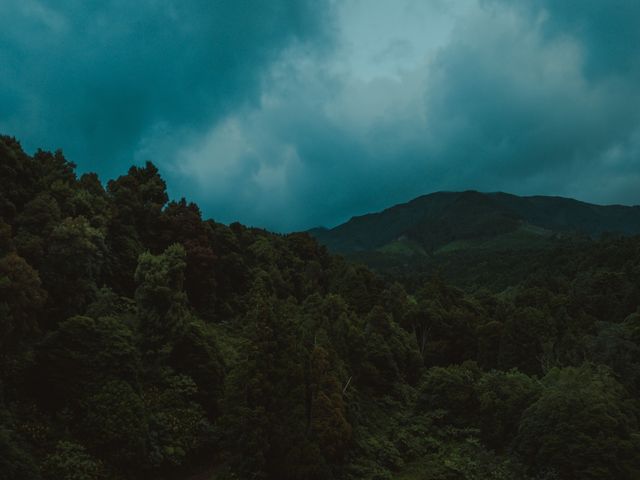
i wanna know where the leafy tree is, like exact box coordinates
[70,173,111,230]
[161,200,217,314]
[35,315,140,410]
[475,369,540,450]
[144,371,211,468]
[0,417,40,480]
[361,306,422,392]
[0,219,13,256]
[476,320,503,370]
[499,306,555,374]
[105,162,168,295]
[0,136,38,223]
[134,244,190,355]
[417,362,481,428]
[85,287,136,321]
[13,193,61,267]
[169,317,225,417]
[516,365,640,479]
[222,290,309,479]
[41,441,106,480]
[79,379,148,468]
[587,317,640,395]
[41,216,106,321]
[0,253,46,356]
[308,346,352,464]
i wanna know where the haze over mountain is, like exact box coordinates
[310,191,640,255]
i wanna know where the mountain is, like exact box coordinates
[309,190,640,255]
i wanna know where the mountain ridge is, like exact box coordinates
[309,190,640,254]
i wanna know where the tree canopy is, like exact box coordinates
[1,135,640,479]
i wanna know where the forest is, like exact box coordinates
[2,134,640,480]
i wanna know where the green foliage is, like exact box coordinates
[2,135,640,480]
[475,369,541,449]
[135,244,190,353]
[587,317,640,394]
[0,252,45,354]
[144,370,211,468]
[41,441,106,480]
[516,365,640,479]
[80,379,147,467]
[418,362,481,427]
[0,136,39,222]
[221,293,311,479]
[498,306,555,374]
[361,306,422,391]
[398,438,526,480]
[169,317,225,415]
[42,216,106,321]
[36,315,140,408]
[0,419,40,480]
[14,193,61,266]
[309,346,352,463]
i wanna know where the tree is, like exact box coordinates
[0,219,12,256]
[107,161,167,248]
[499,306,555,374]
[587,318,640,395]
[105,162,168,295]
[516,365,640,479]
[0,136,38,223]
[159,199,217,314]
[308,346,352,464]
[0,416,40,480]
[41,216,106,322]
[0,253,45,356]
[13,193,61,267]
[134,244,190,355]
[222,290,309,479]
[143,370,212,468]
[475,369,540,450]
[79,379,148,468]
[35,315,140,410]
[417,362,481,428]
[361,306,422,392]
[41,441,106,480]
[169,317,225,417]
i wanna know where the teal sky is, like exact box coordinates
[1,0,639,231]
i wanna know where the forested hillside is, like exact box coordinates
[2,134,640,480]
[310,190,640,254]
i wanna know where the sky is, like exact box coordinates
[1,0,640,231]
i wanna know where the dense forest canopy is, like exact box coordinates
[2,134,640,479]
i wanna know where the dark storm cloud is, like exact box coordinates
[2,0,640,231]
[512,0,640,78]
[422,2,640,189]
[174,0,640,231]
[418,0,640,202]
[0,0,332,178]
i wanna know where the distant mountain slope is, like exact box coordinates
[309,191,640,254]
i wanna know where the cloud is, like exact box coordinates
[423,2,640,187]
[510,0,640,79]
[0,0,332,178]
[2,0,640,231]
[170,0,640,230]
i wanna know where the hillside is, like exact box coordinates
[310,191,640,255]
[3,135,640,480]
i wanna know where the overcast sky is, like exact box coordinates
[1,0,639,231]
